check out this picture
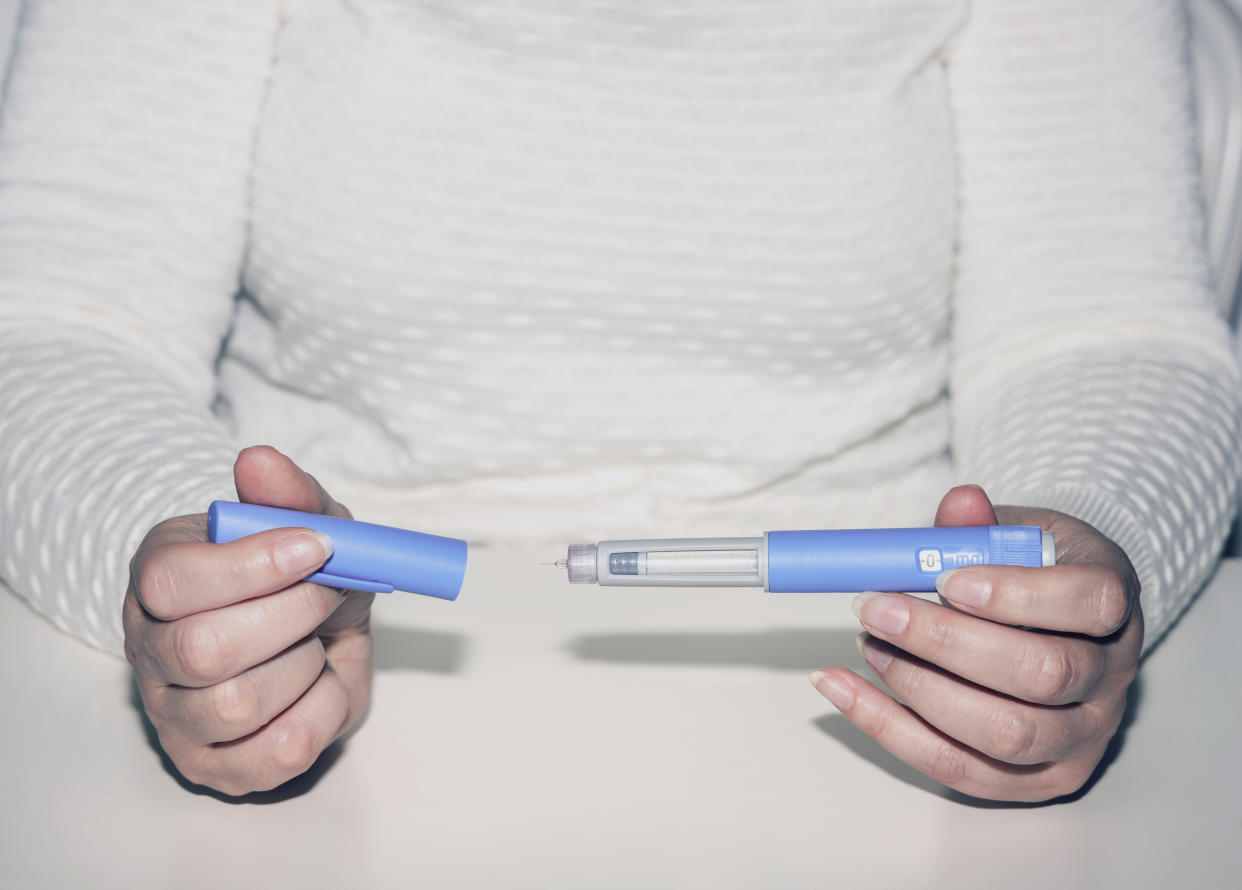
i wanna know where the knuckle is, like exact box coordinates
[1080,648,1109,697]
[1087,694,1129,745]
[209,674,261,733]
[1024,644,1080,705]
[138,682,172,722]
[204,768,255,798]
[1090,571,1131,635]
[215,778,253,798]
[1114,653,1139,691]
[124,598,163,676]
[924,741,967,787]
[325,672,353,735]
[179,763,220,793]
[889,658,928,702]
[855,693,891,739]
[271,724,321,776]
[134,557,182,620]
[920,615,958,661]
[1087,707,1121,749]
[1043,760,1096,801]
[308,634,329,669]
[306,583,337,618]
[174,620,226,684]
[289,582,333,623]
[1005,577,1038,615]
[986,710,1039,763]
[210,766,263,798]
[169,748,222,793]
[172,744,260,797]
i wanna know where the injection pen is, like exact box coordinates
[554,526,1054,592]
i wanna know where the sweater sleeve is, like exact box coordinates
[0,1,282,654]
[946,0,1242,652]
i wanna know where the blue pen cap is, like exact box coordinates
[207,501,468,600]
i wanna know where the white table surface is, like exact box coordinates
[2,552,1239,889]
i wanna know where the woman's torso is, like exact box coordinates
[224,0,967,538]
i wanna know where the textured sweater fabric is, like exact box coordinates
[1,0,1239,656]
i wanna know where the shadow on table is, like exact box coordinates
[813,673,1146,808]
[372,624,470,673]
[568,625,1146,808]
[127,625,467,804]
[566,626,860,671]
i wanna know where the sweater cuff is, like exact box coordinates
[0,327,238,655]
[954,347,1242,654]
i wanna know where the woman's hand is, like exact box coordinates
[811,484,1143,802]
[123,446,375,796]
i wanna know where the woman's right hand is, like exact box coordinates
[122,446,376,796]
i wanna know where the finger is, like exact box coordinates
[132,526,334,620]
[856,634,1115,766]
[148,636,328,745]
[851,591,1113,705]
[933,484,999,527]
[936,563,1135,637]
[234,445,351,519]
[141,581,348,688]
[179,667,351,797]
[230,444,364,635]
[809,668,1097,802]
[320,621,374,732]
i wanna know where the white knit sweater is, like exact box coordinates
[1,0,1239,655]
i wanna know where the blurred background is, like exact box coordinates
[0,2,12,68]
[0,1,12,76]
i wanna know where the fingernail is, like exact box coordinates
[856,634,892,674]
[809,669,855,711]
[851,592,909,635]
[274,531,334,574]
[939,571,990,608]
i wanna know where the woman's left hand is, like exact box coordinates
[811,484,1143,802]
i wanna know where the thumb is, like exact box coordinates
[233,445,350,518]
[934,483,999,528]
